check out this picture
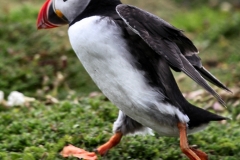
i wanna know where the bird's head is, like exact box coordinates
[37,0,91,29]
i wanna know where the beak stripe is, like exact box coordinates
[37,0,66,29]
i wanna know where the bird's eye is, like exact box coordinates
[63,0,67,2]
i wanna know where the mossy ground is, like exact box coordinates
[1,96,240,160]
[0,0,239,160]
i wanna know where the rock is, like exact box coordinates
[7,91,25,106]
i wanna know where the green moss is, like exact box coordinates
[0,98,239,159]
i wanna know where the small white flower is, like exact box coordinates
[7,91,25,107]
[0,91,4,103]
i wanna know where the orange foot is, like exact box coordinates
[60,144,98,160]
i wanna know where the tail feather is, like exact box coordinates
[185,103,229,129]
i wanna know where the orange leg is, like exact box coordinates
[177,123,208,160]
[96,132,123,156]
[60,132,123,160]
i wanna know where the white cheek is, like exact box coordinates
[54,0,91,22]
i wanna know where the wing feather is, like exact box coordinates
[116,4,230,106]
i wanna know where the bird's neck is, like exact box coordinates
[70,0,122,26]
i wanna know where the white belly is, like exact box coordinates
[68,16,190,136]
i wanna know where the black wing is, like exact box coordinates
[116,4,230,106]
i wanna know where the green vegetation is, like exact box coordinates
[0,0,239,160]
[0,96,240,160]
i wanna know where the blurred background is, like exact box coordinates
[0,0,240,160]
[0,0,239,99]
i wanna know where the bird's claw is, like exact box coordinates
[190,147,208,160]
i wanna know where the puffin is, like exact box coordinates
[37,0,230,159]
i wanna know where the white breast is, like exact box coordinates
[68,16,190,136]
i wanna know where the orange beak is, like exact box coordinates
[37,0,68,29]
